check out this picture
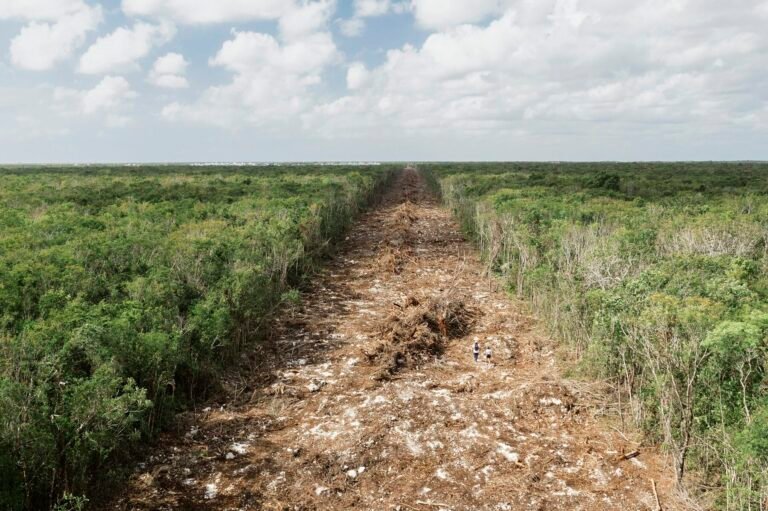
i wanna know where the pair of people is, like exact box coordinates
[472,337,492,365]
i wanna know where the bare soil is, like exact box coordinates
[105,168,684,511]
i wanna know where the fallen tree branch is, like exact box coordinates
[651,478,662,511]
[616,449,640,462]
[416,501,451,508]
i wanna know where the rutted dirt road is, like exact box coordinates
[107,168,682,511]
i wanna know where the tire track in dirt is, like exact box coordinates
[106,168,683,511]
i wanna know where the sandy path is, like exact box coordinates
[106,168,681,511]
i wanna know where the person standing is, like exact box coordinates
[485,346,493,366]
[472,338,480,363]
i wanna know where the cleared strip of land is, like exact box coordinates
[106,169,681,510]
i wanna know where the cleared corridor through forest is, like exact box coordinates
[106,168,682,511]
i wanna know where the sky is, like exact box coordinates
[0,0,767,163]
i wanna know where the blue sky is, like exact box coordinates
[1,0,767,163]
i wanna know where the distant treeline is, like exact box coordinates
[424,162,768,510]
[0,165,396,510]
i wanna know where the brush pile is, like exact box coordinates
[376,246,412,274]
[392,201,417,225]
[376,201,419,273]
[363,295,478,380]
[384,202,417,249]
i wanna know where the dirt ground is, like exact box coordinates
[104,168,687,511]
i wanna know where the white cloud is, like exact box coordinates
[5,1,102,71]
[78,22,176,74]
[152,52,187,75]
[81,76,137,114]
[210,30,336,74]
[163,27,338,127]
[54,76,137,126]
[355,0,390,17]
[279,0,335,41]
[305,0,768,139]
[650,32,760,69]
[121,1,338,41]
[347,62,370,89]
[756,1,768,17]
[150,74,188,89]
[149,52,189,88]
[121,0,292,24]
[410,0,505,30]
[9,6,102,71]
[0,0,89,21]
[338,17,365,37]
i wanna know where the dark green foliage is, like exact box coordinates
[425,161,768,509]
[0,164,395,509]
[587,172,620,191]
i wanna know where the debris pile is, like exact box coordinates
[377,245,412,274]
[393,201,417,225]
[363,295,478,380]
[384,201,418,250]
